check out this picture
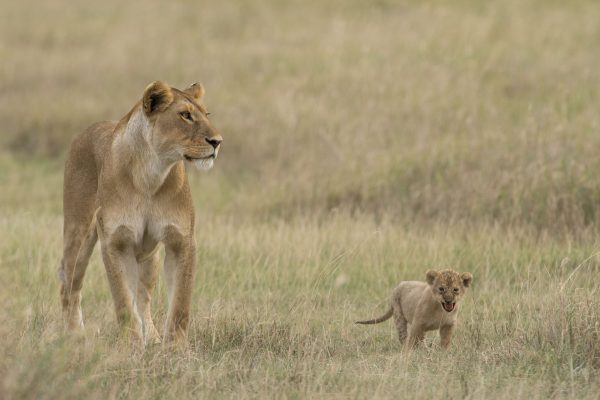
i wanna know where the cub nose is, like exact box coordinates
[205,137,222,149]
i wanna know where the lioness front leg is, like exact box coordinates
[136,250,161,345]
[163,229,196,346]
[100,227,143,345]
[439,324,454,349]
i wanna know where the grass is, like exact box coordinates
[1,0,600,398]
[1,201,599,399]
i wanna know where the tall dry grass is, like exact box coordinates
[1,0,600,398]
[1,210,599,399]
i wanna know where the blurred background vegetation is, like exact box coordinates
[2,0,600,231]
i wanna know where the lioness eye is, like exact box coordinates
[206,112,211,116]
[180,111,192,121]
[438,287,444,292]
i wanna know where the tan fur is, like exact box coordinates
[60,81,223,347]
[356,269,473,349]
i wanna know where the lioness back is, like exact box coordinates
[66,121,116,175]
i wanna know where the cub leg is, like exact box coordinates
[392,303,408,343]
[136,250,161,344]
[439,324,454,349]
[406,324,426,349]
[394,316,408,343]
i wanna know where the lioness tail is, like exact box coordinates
[355,307,393,324]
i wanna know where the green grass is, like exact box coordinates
[1,0,600,398]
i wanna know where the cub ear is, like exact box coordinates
[425,270,438,285]
[142,81,174,115]
[461,272,473,288]
[184,82,205,101]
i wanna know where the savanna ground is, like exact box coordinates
[1,0,600,398]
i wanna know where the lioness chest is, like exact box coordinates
[98,185,192,261]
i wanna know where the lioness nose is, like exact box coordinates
[206,137,222,149]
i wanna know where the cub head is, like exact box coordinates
[425,269,473,313]
[141,81,223,170]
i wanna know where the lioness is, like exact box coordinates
[356,269,473,349]
[60,81,222,346]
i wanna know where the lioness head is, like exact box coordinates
[141,81,223,170]
[426,269,472,312]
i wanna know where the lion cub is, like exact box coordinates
[356,269,473,349]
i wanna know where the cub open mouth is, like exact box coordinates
[442,302,455,312]
[184,154,214,161]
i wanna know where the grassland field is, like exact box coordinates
[1,0,600,398]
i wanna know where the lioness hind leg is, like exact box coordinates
[61,144,99,333]
[60,217,98,332]
[136,251,161,345]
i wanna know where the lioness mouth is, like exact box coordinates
[442,302,455,312]
[184,154,214,161]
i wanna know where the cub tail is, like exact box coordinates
[355,307,393,324]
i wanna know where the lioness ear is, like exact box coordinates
[142,81,174,115]
[184,82,205,101]
[426,270,438,285]
[461,272,473,288]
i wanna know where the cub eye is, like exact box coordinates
[180,111,193,121]
[205,112,211,116]
[453,288,459,293]
[438,287,445,292]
